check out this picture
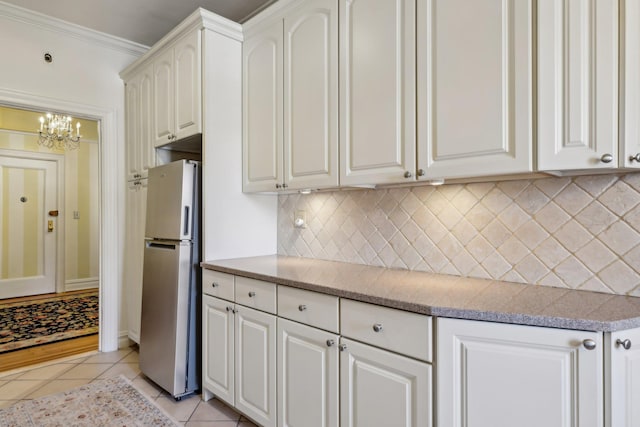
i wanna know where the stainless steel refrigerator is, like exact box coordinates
[139,159,201,399]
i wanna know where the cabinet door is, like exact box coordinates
[277,318,339,427]
[438,317,603,427]
[243,20,284,192]
[538,0,618,171]
[340,338,431,427]
[139,64,155,176]
[417,0,533,179]
[202,295,235,406]
[154,48,175,146]
[174,30,202,141]
[124,180,146,343]
[125,77,141,181]
[607,327,640,427]
[235,305,277,427]
[284,0,339,190]
[339,0,416,185]
[622,0,640,169]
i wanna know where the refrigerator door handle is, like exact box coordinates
[184,206,190,236]
[146,241,177,250]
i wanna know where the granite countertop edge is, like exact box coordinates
[201,256,640,333]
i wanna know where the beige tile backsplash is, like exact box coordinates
[277,174,640,296]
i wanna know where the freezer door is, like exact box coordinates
[145,160,196,241]
[139,239,193,397]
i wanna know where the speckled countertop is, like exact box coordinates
[201,255,640,332]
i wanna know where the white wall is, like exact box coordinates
[0,1,146,350]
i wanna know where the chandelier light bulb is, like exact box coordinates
[37,112,82,150]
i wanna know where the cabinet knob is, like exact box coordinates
[600,153,614,163]
[339,344,348,352]
[232,308,238,314]
[616,339,632,350]
[211,282,218,288]
[372,323,383,333]
[275,184,282,189]
[583,339,597,350]
[167,134,172,140]
[226,306,232,312]
[417,169,425,177]
[298,304,307,312]
[630,154,640,163]
[326,339,335,347]
[248,291,256,298]
[282,183,288,188]
[404,171,413,178]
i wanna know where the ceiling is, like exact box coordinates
[2,0,276,46]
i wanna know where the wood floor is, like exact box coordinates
[0,290,99,372]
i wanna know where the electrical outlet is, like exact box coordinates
[294,210,306,228]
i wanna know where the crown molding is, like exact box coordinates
[0,1,149,57]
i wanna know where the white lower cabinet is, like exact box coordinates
[203,294,234,405]
[606,327,640,427]
[277,318,339,427]
[340,338,432,427]
[437,317,603,427]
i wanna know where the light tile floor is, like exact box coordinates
[0,347,257,427]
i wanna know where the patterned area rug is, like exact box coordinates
[0,375,180,427]
[0,291,99,353]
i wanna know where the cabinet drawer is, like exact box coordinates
[278,286,339,333]
[341,299,432,362]
[203,269,234,301]
[235,276,277,314]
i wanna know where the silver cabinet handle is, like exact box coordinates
[600,153,613,163]
[404,171,412,178]
[339,344,347,352]
[248,291,256,298]
[226,306,232,312]
[282,183,288,189]
[211,282,218,288]
[583,339,597,350]
[417,169,425,177]
[616,339,632,350]
[232,308,238,314]
[298,304,307,312]
[326,339,335,347]
[629,154,640,163]
[373,323,383,333]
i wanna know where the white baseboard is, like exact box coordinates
[65,277,99,292]
[118,331,132,349]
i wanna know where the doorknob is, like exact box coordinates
[48,220,54,232]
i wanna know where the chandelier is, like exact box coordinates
[38,113,81,150]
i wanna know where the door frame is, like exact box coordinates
[0,148,65,295]
[0,88,122,352]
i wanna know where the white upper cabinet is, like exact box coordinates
[284,0,339,190]
[339,0,416,186]
[125,63,155,181]
[243,0,338,193]
[417,0,533,180]
[154,30,202,147]
[243,20,284,192]
[622,0,640,169]
[537,0,618,171]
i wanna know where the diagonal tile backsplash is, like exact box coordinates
[277,174,640,296]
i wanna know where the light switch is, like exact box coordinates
[73,211,80,219]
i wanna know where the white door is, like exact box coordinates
[438,317,603,427]
[340,338,432,427]
[202,295,235,406]
[277,318,339,427]
[284,0,339,190]
[537,0,618,171]
[0,156,58,298]
[235,305,277,427]
[417,0,533,179]
[243,20,284,192]
[339,0,416,185]
[174,30,202,141]
[607,327,640,427]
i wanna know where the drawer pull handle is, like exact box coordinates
[326,339,335,347]
[339,344,347,352]
[582,339,596,350]
[298,304,307,312]
[248,291,256,298]
[211,282,218,288]
[616,339,632,350]
[373,323,383,333]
